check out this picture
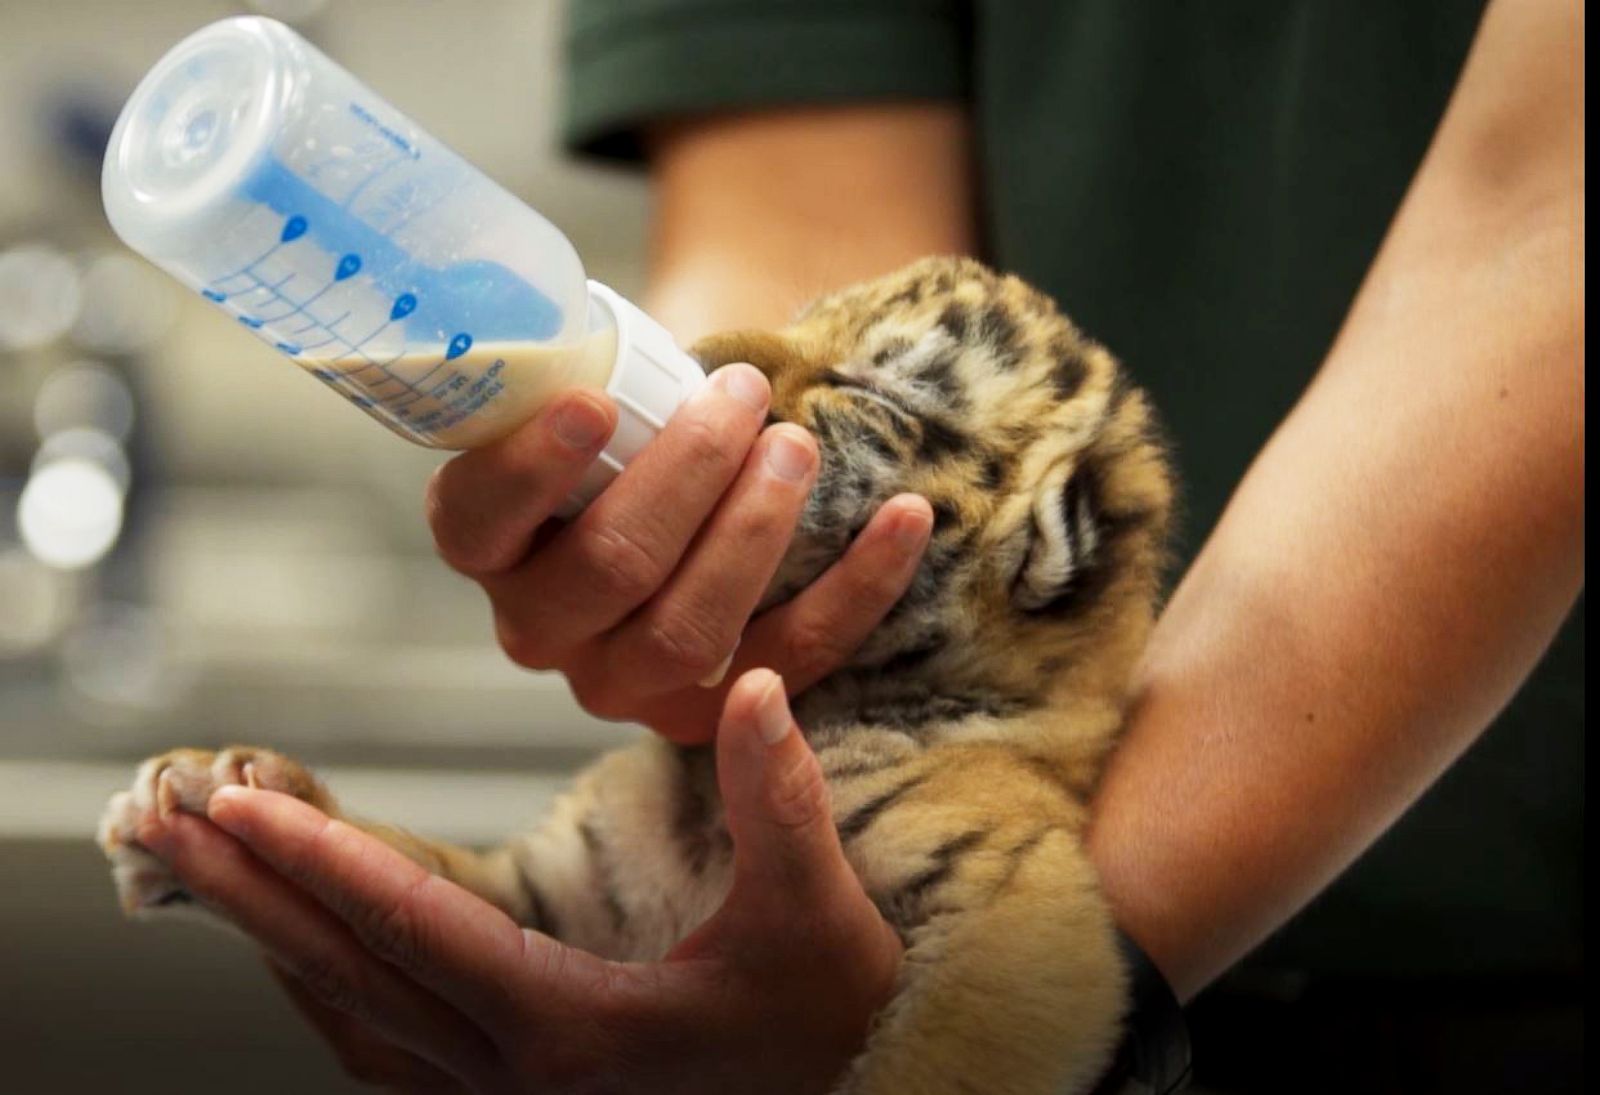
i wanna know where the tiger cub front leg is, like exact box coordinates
[97,747,533,926]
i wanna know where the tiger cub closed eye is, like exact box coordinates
[99,256,1174,1095]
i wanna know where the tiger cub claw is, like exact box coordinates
[96,746,328,916]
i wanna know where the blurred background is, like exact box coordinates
[1,1,651,1090]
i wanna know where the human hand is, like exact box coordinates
[135,669,903,1094]
[424,366,934,743]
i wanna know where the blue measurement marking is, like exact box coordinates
[407,356,452,385]
[296,311,354,353]
[206,214,307,290]
[278,272,339,315]
[227,271,299,328]
[206,267,296,302]
[341,354,404,379]
[251,253,360,325]
[314,327,402,372]
[293,290,413,364]
[388,383,436,410]
[338,152,404,211]
[246,272,295,303]
[398,333,472,394]
[337,311,406,359]
[288,314,323,335]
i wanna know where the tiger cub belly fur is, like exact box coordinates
[99,257,1174,1095]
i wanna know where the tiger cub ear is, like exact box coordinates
[688,329,806,380]
[1013,460,1104,612]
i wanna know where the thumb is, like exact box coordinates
[691,669,903,1014]
[714,668,853,911]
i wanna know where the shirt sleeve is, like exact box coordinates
[562,0,972,163]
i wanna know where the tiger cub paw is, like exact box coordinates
[96,747,331,916]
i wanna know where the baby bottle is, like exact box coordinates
[101,15,704,511]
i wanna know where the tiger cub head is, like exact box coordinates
[692,257,1174,725]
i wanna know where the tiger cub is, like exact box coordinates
[99,257,1174,1094]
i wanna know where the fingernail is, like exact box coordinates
[554,398,609,450]
[697,646,737,688]
[755,675,791,745]
[765,431,814,483]
[893,505,934,551]
[713,364,770,413]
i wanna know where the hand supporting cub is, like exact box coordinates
[114,672,903,1095]
[425,374,931,743]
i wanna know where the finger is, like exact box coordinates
[143,810,497,1086]
[484,364,770,664]
[427,390,617,576]
[599,423,818,696]
[705,671,904,1010]
[746,493,933,691]
[206,786,595,1032]
[638,494,933,744]
[267,961,469,1093]
[712,670,854,907]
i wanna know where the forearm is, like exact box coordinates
[1086,0,1584,1001]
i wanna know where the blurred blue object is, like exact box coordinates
[44,86,123,183]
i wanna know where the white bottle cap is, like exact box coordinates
[560,281,707,515]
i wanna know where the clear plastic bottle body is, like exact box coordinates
[102,16,615,449]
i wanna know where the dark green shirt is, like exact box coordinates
[563,0,1583,981]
